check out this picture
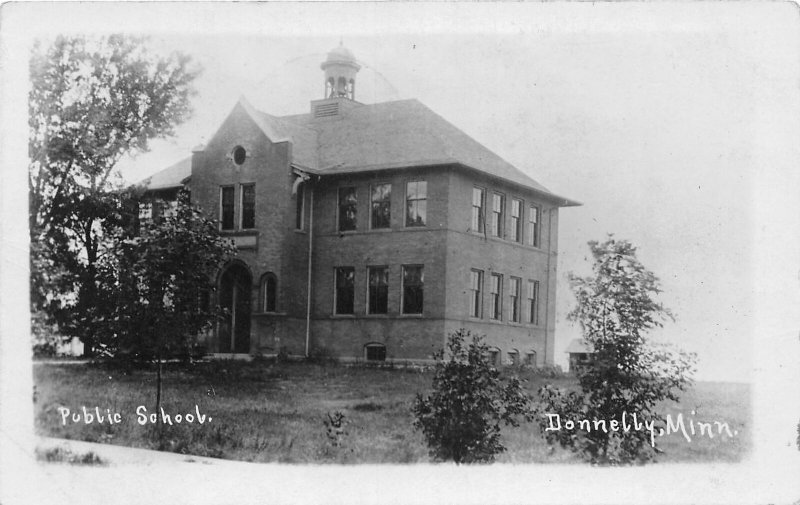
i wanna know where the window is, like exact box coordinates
[160,199,178,219]
[138,201,152,222]
[489,273,502,320]
[491,193,504,237]
[524,351,537,366]
[472,187,485,233]
[405,180,427,227]
[295,184,304,230]
[334,267,355,315]
[528,205,541,247]
[220,186,235,230]
[261,273,277,312]
[509,277,521,323]
[508,349,520,366]
[370,183,391,229]
[469,269,483,318]
[367,266,389,314]
[365,343,386,361]
[241,184,255,229]
[486,348,500,367]
[232,146,247,165]
[510,199,522,242]
[402,265,424,314]
[338,187,357,231]
[527,280,540,325]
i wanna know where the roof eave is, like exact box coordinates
[307,158,581,207]
[452,162,582,208]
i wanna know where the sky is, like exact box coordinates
[6,3,800,384]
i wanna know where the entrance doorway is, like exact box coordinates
[218,262,252,353]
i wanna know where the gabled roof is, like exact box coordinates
[137,156,192,190]
[239,97,320,170]
[564,339,595,354]
[139,96,580,206]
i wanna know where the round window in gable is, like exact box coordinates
[232,146,247,165]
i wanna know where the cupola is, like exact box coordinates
[320,41,361,100]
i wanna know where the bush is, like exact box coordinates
[31,310,62,357]
[276,346,290,363]
[36,447,106,466]
[531,364,565,379]
[412,329,533,464]
[308,345,337,365]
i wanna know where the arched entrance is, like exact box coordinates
[218,262,252,353]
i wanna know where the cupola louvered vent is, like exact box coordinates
[314,102,340,118]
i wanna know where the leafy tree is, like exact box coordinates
[101,190,235,423]
[413,329,533,464]
[537,236,696,464]
[29,34,199,355]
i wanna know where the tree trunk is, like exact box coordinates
[156,343,162,433]
[154,317,163,442]
[81,224,99,358]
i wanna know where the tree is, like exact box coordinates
[101,190,235,424]
[29,34,199,355]
[536,236,696,464]
[413,329,533,464]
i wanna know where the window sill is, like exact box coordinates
[328,227,440,237]
[465,230,548,252]
[219,229,258,236]
[331,314,356,318]
[399,313,424,318]
[253,311,287,317]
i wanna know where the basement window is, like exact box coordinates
[365,343,386,361]
[507,349,519,366]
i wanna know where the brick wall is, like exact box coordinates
[308,168,450,359]
[443,170,559,365]
[189,103,309,353]
[186,106,562,364]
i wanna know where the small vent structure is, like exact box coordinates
[314,102,340,118]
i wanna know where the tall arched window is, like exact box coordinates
[260,273,277,313]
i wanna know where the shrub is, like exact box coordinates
[320,411,347,460]
[412,329,533,464]
[31,310,62,357]
[37,447,106,466]
[308,345,338,365]
[276,346,290,363]
[531,364,565,379]
[324,411,347,447]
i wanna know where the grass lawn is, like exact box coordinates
[33,360,751,464]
